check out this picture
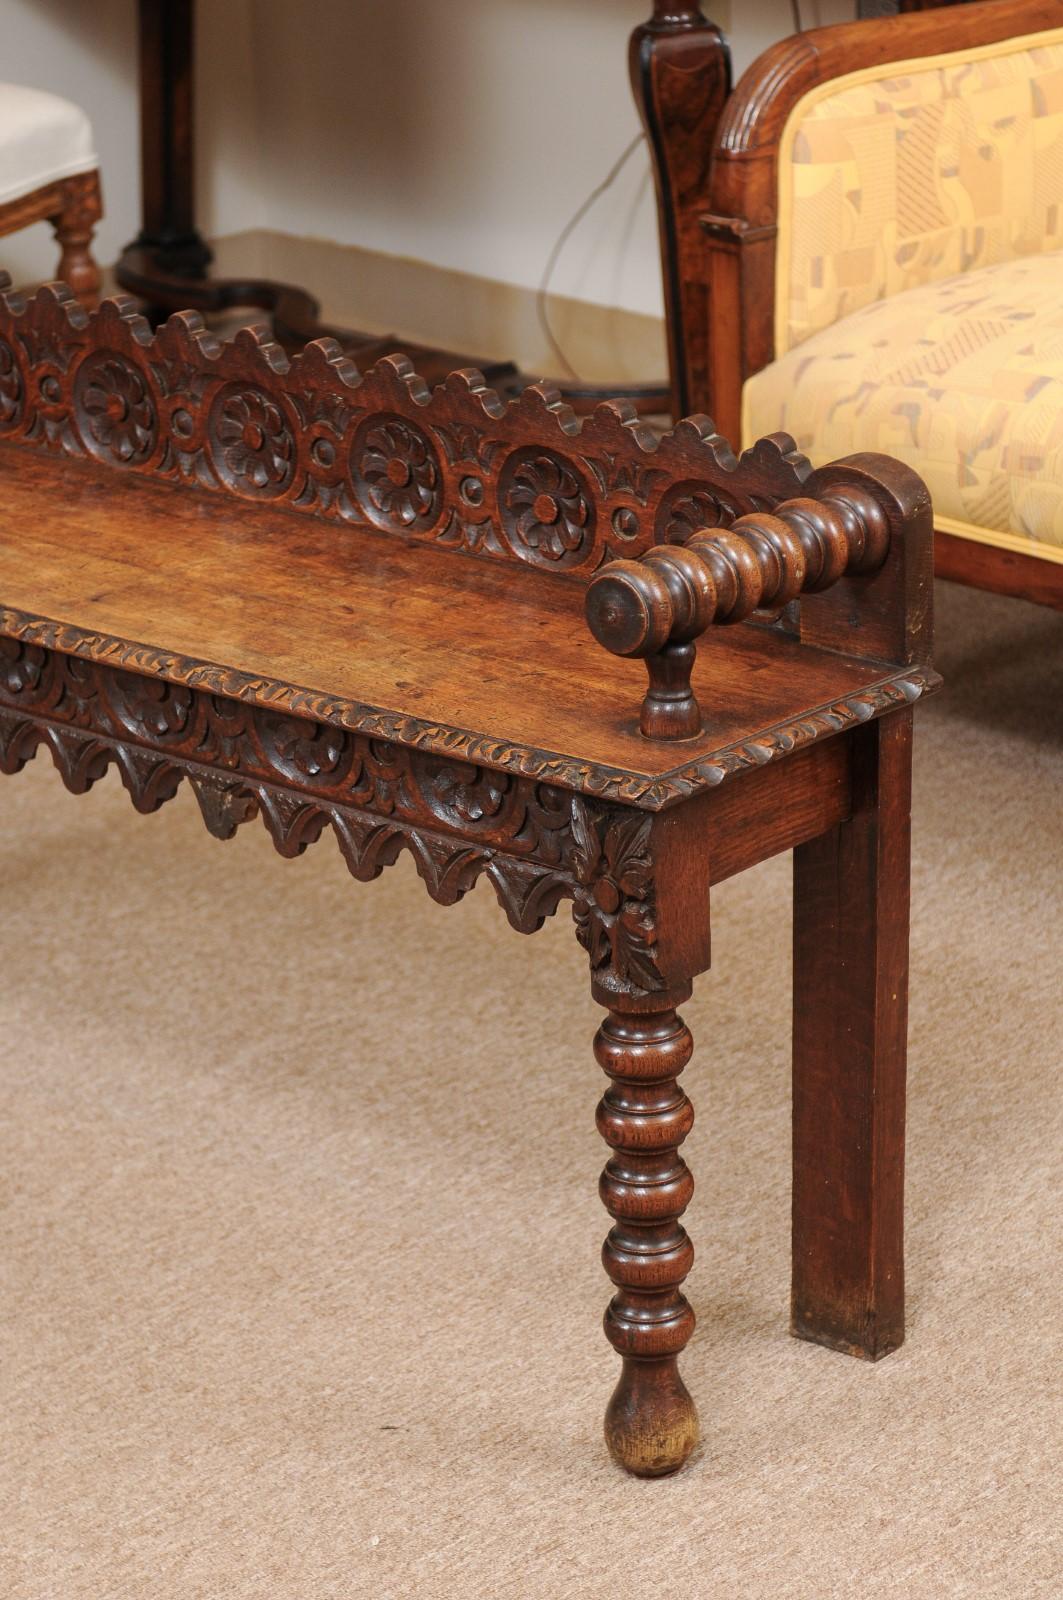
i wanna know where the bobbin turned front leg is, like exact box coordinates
[595,992,699,1476]
[573,793,711,1474]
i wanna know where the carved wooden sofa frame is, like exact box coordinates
[0,272,936,1477]
[634,0,1063,610]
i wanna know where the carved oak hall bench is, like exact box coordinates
[0,278,937,1477]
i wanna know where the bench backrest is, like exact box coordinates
[0,276,818,585]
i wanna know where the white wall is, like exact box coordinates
[0,0,854,315]
[729,0,854,76]
[227,0,853,319]
[0,0,265,286]
[0,0,138,288]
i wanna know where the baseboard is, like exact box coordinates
[206,229,668,388]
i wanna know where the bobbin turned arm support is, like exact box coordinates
[584,459,917,740]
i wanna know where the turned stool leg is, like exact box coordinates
[51,175,103,310]
[595,993,699,1475]
[791,710,913,1359]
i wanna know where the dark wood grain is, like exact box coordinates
[791,710,913,1359]
[703,739,850,886]
[0,281,814,581]
[0,445,936,805]
[0,283,938,803]
[934,532,1063,612]
[131,0,210,276]
[0,274,938,1476]
[629,3,731,419]
[596,991,700,1475]
[585,470,913,738]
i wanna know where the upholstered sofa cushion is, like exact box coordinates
[0,83,97,207]
[774,26,1063,360]
[743,252,1063,564]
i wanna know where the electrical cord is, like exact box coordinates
[535,132,646,382]
[536,1,807,382]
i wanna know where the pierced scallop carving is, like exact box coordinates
[73,350,157,465]
[350,414,442,532]
[498,447,596,568]
[207,382,295,498]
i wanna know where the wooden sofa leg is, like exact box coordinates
[51,173,103,310]
[595,992,699,1475]
[791,710,913,1361]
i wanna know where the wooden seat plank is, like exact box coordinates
[0,444,917,801]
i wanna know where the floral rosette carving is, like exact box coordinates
[73,350,157,465]
[571,799,661,992]
[208,383,295,498]
[0,638,46,696]
[0,336,24,432]
[255,712,357,792]
[111,673,196,742]
[517,783,573,864]
[416,757,512,832]
[656,481,742,544]
[499,447,595,568]
[51,655,103,728]
[350,415,442,532]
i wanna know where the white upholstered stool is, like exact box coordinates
[0,83,102,307]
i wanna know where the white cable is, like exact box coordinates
[535,133,646,382]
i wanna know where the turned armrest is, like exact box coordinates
[585,461,929,739]
[0,276,935,778]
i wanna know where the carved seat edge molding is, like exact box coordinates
[0,612,938,809]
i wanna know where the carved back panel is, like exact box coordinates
[0,277,813,582]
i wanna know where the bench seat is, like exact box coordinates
[0,441,917,808]
[744,252,1063,571]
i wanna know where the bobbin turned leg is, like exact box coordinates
[595,990,699,1476]
[51,173,103,310]
[791,711,913,1359]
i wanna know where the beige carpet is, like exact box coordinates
[1,581,1060,1599]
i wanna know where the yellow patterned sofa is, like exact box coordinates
[696,0,1063,608]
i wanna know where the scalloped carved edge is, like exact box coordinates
[0,606,941,810]
[0,713,674,993]
[0,275,813,577]
[0,656,676,993]
[0,709,576,937]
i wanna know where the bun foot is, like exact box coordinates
[605,1356,699,1476]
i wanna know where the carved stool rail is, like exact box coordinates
[0,274,937,1477]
